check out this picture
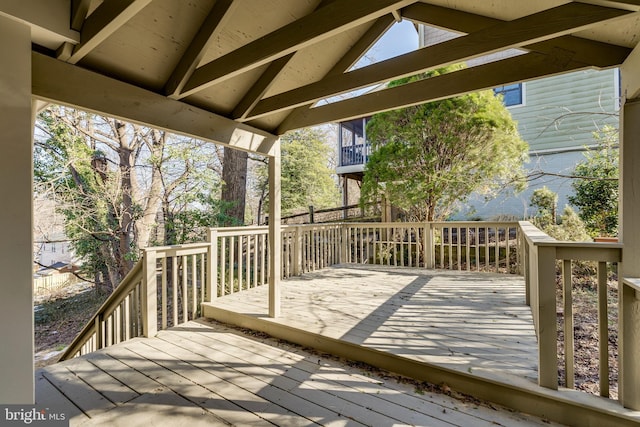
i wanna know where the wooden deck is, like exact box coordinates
[204,265,539,385]
[36,319,560,426]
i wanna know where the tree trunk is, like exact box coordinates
[221,147,248,225]
[135,129,165,249]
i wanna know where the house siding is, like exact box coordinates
[513,69,619,153]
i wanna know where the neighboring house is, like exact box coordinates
[34,232,75,270]
[336,26,620,220]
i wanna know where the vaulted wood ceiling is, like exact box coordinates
[7,0,640,153]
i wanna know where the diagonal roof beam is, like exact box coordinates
[164,0,237,98]
[230,0,345,121]
[231,53,295,120]
[59,0,152,64]
[237,15,395,121]
[71,0,92,31]
[401,2,632,67]
[178,0,415,98]
[247,2,631,121]
[277,52,589,132]
[32,52,278,156]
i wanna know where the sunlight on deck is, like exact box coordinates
[205,265,538,384]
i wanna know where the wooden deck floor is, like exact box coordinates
[36,319,560,426]
[204,265,538,385]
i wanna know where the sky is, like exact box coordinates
[322,20,418,103]
[354,20,419,68]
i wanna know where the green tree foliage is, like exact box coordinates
[568,126,619,237]
[360,67,528,221]
[255,128,340,221]
[529,187,591,241]
[530,186,558,229]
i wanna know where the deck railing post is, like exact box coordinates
[207,228,218,301]
[536,244,558,390]
[142,249,158,337]
[293,226,302,276]
[341,223,349,264]
[425,222,434,269]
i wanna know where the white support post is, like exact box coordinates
[207,228,218,301]
[619,96,640,409]
[268,140,282,318]
[0,16,34,404]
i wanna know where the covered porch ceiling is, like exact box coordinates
[4,0,640,156]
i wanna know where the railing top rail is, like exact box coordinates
[431,221,520,226]
[622,277,640,293]
[144,242,211,252]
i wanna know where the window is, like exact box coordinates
[494,83,523,107]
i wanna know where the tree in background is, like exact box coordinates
[220,147,248,225]
[360,67,528,221]
[530,186,558,230]
[254,127,340,222]
[568,126,619,237]
[35,106,226,290]
[530,187,590,241]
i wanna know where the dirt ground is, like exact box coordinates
[34,282,108,368]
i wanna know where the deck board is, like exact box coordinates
[205,265,539,383]
[36,321,558,426]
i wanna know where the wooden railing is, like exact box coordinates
[61,221,519,360]
[518,221,622,396]
[60,260,145,360]
[61,242,211,360]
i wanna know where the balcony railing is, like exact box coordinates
[340,143,370,166]
[60,220,637,410]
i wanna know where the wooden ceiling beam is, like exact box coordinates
[246,2,631,121]
[402,2,632,67]
[231,54,295,120]
[32,52,278,156]
[277,52,588,132]
[164,0,237,98]
[61,0,151,64]
[70,0,92,31]
[178,0,414,98]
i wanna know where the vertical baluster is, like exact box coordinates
[485,226,490,270]
[161,257,167,330]
[447,228,453,270]
[191,254,197,319]
[506,227,511,273]
[253,235,259,287]
[229,236,235,293]
[598,261,609,397]
[200,253,205,303]
[181,256,188,323]
[456,226,461,271]
[124,294,131,340]
[261,233,266,285]
[563,259,574,389]
[465,227,471,271]
[220,238,226,294]
[237,235,243,291]
[172,256,178,326]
